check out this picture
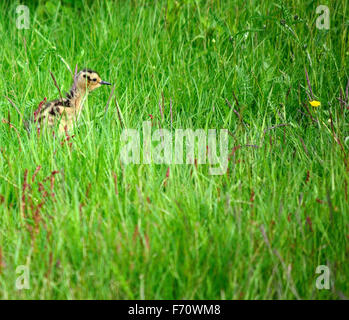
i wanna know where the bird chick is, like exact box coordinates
[35,68,111,133]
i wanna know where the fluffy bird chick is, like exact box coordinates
[35,68,111,133]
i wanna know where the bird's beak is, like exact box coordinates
[100,80,112,85]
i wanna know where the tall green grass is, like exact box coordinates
[0,0,348,299]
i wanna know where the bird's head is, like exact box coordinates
[75,68,111,92]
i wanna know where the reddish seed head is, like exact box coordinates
[144,234,150,251]
[250,190,255,202]
[112,171,118,195]
[228,145,241,161]
[34,97,47,122]
[32,166,42,183]
[38,183,44,192]
[132,225,139,242]
[50,176,55,191]
[86,183,92,198]
[22,169,29,193]
[306,216,313,232]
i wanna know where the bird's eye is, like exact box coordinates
[92,78,97,82]
[83,74,86,78]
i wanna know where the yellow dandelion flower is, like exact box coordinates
[309,100,321,107]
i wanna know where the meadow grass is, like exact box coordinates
[0,0,348,299]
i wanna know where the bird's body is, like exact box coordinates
[34,68,111,133]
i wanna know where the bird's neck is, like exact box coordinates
[66,85,88,111]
